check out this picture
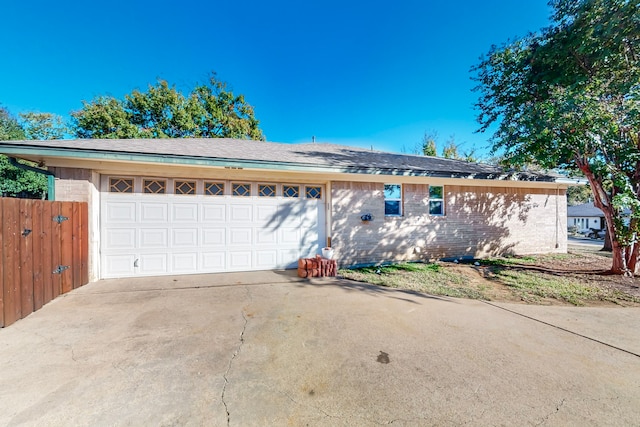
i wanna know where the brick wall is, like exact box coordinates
[331,181,567,267]
[50,168,93,202]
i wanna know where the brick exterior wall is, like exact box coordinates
[331,181,567,267]
[51,167,93,202]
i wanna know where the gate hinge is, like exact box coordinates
[53,265,70,274]
[53,215,69,224]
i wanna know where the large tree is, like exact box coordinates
[71,73,264,140]
[473,0,640,274]
[0,107,48,198]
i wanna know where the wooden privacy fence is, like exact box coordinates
[0,198,89,327]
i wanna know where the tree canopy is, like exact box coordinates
[473,0,640,274]
[71,73,264,140]
[0,107,48,198]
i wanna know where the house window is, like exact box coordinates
[205,182,224,196]
[429,185,444,215]
[174,180,196,195]
[143,179,166,194]
[384,184,402,216]
[109,177,134,193]
[283,185,299,198]
[232,183,251,197]
[306,186,322,199]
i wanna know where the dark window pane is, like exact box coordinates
[385,201,401,215]
[429,200,443,215]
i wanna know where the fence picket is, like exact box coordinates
[3,198,21,325]
[32,202,44,311]
[0,198,4,327]
[19,199,34,317]
[60,203,74,294]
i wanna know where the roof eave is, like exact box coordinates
[0,144,559,183]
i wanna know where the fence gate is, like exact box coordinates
[0,198,89,327]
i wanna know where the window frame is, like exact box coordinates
[384,184,402,217]
[428,185,445,216]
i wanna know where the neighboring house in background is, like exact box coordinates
[567,202,605,232]
[0,138,576,281]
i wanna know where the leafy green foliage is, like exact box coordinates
[0,107,47,198]
[19,112,68,140]
[472,0,640,274]
[421,131,438,156]
[71,73,264,140]
[567,184,593,205]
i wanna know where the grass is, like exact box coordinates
[339,262,487,300]
[339,257,640,306]
[492,268,638,306]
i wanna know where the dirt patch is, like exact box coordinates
[339,248,640,307]
[452,249,640,306]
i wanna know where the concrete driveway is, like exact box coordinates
[1,272,639,426]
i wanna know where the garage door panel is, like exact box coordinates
[279,249,299,269]
[256,228,277,244]
[229,227,252,245]
[280,227,301,244]
[277,202,303,226]
[201,252,225,270]
[141,203,169,222]
[172,253,198,272]
[173,228,198,246]
[230,204,252,222]
[104,254,136,277]
[202,204,226,222]
[105,228,136,249]
[256,250,278,268]
[256,204,278,222]
[139,228,169,248]
[202,228,226,246]
[105,202,137,222]
[139,254,168,274]
[228,251,252,269]
[172,203,198,222]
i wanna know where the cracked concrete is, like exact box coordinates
[221,310,248,426]
[1,270,639,426]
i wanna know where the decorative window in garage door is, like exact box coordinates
[305,186,322,199]
[259,184,276,197]
[144,179,166,194]
[175,180,196,195]
[204,182,224,196]
[109,177,134,193]
[232,183,251,197]
[283,185,299,198]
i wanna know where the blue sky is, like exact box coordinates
[0,1,552,156]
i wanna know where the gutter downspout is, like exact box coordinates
[8,157,55,200]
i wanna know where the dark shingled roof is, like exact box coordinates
[0,138,563,181]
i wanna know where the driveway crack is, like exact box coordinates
[221,308,248,427]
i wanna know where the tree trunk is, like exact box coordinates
[577,162,630,274]
[602,229,612,251]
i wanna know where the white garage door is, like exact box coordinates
[100,176,325,278]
